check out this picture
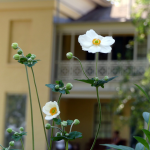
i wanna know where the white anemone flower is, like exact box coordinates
[78,29,115,53]
[42,101,60,120]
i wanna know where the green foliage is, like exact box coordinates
[53,118,73,126]
[12,132,27,141]
[134,136,149,149]
[142,129,150,143]
[51,131,82,141]
[46,80,70,94]
[75,76,117,88]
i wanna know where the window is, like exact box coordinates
[94,103,112,138]
[111,35,134,60]
[4,94,27,148]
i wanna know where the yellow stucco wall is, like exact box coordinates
[0,1,54,149]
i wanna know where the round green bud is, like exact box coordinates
[94,77,99,81]
[13,54,20,60]
[66,83,73,90]
[9,141,15,147]
[66,52,73,59]
[17,49,23,55]
[56,132,61,137]
[14,132,19,136]
[73,119,80,125]
[7,128,13,133]
[19,127,24,132]
[55,85,59,90]
[31,54,36,60]
[45,123,51,129]
[65,133,69,136]
[104,76,109,81]
[61,121,67,127]
[12,43,18,49]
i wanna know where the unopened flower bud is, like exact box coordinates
[66,52,73,59]
[13,54,20,60]
[7,128,13,133]
[65,133,69,136]
[55,85,59,90]
[12,43,18,49]
[66,83,73,90]
[74,119,80,125]
[45,123,51,129]
[94,77,99,81]
[56,132,61,136]
[19,127,24,131]
[61,121,67,127]
[17,49,23,55]
[104,76,109,81]
[9,141,14,147]
[14,132,19,136]
[31,54,36,60]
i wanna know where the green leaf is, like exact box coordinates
[134,136,149,149]
[135,84,150,102]
[68,131,82,139]
[67,120,73,125]
[143,112,150,124]
[142,129,150,143]
[53,118,61,125]
[18,57,28,64]
[59,80,64,88]
[75,76,117,88]
[20,132,27,136]
[101,144,134,150]
[26,53,31,58]
[11,135,22,141]
[24,61,38,67]
[65,90,70,94]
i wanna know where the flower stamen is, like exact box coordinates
[92,39,101,46]
[50,107,57,115]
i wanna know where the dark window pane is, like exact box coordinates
[99,53,108,60]
[111,35,134,60]
[4,94,27,149]
[74,35,95,60]
[62,35,71,60]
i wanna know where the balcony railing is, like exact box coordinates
[55,60,148,82]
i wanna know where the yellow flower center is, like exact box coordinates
[50,107,57,115]
[92,39,101,45]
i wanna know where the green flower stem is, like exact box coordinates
[20,139,24,150]
[25,65,34,150]
[51,126,63,132]
[50,121,54,150]
[31,67,50,150]
[65,140,69,150]
[96,52,98,77]
[57,93,62,106]
[90,87,102,150]
[0,144,4,149]
[73,56,89,79]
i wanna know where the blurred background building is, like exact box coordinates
[0,0,149,150]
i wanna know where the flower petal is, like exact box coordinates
[78,35,92,47]
[88,46,102,53]
[42,106,50,115]
[45,115,54,120]
[86,29,99,39]
[99,45,112,53]
[101,36,115,46]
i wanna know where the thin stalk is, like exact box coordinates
[57,93,62,106]
[51,126,63,132]
[65,140,68,150]
[31,67,49,150]
[90,87,102,150]
[0,144,4,149]
[96,52,98,77]
[25,65,34,150]
[73,56,89,79]
[50,121,55,150]
[20,139,24,150]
